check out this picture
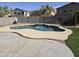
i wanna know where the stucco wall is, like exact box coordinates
[0,17,15,26]
[17,16,57,24]
[0,16,58,26]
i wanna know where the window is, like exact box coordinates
[63,10,67,12]
[70,9,74,12]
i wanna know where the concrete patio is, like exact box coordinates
[0,32,74,57]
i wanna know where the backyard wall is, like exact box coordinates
[17,16,58,24]
[0,17,15,26]
[0,16,58,26]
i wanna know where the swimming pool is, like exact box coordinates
[0,24,72,40]
[10,24,65,31]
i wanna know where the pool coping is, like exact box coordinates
[0,24,72,40]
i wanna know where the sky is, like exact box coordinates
[0,2,70,10]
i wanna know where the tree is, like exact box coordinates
[0,6,10,17]
[0,6,12,17]
[39,4,56,23]
[3,6,8,10]
[30,10,40,16]
[0,6,5,17]
[40,4,56,16]
[3,6,9,14]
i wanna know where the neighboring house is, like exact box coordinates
[56,2,79,25]
[14,8,30,17]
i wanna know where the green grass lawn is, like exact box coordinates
[65,28,79,57]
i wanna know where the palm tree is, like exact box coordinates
[39,4,56,23]
[40,4,56,16]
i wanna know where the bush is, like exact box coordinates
[0,14,5,17]
[30,10,40,16]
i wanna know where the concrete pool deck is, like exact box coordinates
[0,32,74,57]
[0,24,72,40]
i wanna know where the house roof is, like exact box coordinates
[14,8,27,12]
[57,2,79,10]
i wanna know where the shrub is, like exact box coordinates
[0,13,5,17]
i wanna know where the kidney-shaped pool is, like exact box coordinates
[0,24,72,40]
[10,24,65,32]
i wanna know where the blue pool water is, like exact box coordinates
[10,24,65,31]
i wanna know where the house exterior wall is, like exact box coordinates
[56,2,79,25]
[26,12,30,17]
